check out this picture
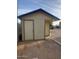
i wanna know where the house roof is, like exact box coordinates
[18,8,60,20]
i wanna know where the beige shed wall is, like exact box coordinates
[34,18,44,39]
[21,11,52,40]
[45,22,50,36]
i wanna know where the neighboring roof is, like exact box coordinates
[18,8,60,20]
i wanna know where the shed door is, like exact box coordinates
[24,21,33,40]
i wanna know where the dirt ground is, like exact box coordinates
[17,29,61,59]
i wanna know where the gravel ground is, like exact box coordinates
[17,29,61,59]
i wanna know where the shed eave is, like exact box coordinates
[17,9,60,21]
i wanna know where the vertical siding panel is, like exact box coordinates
[24,21,33,40]
[45,22,50,36]
[34,18,44,39]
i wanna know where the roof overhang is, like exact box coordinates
[18,8,60,21]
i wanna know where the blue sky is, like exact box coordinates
[18,0,61,18]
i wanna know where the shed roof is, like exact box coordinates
[18,8,60,21]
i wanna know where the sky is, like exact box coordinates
[18,0,61,18]
[17,0,61,25]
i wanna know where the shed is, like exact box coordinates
[18,9,59,41]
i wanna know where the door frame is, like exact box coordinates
[23,20,34,40]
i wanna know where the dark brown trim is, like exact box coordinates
[23,20,34,40]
